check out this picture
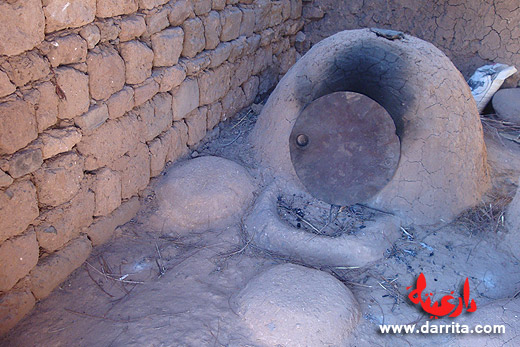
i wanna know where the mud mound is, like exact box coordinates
[155,156,256,232]
[233,263,360,346]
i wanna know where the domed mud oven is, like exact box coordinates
[244,29,490,266]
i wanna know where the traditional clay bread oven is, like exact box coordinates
[251,28,490,225]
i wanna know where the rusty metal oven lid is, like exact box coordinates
[289,91,400,206]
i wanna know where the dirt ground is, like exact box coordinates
[1,106,520,347]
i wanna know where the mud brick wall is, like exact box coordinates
[300,0,520,81]
[0,0,303,333]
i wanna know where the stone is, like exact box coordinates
[212,0,226,10]
[208,42,233,68]
[192,0,212,15]
[270,1,284,26]
[0,170,13,189]
[55,67,90,119]
[245,33,261,55]
[260,28,275,46]
[302,4,324,19]
[151,92,174,134]
[38,127,82,159]
[0,180,39,243]
[34,82,58,132]
[120,40,154,85]
[221,86,246,118]
[242,75,259,105]
[198,63,231,105]
[180,53,210,75]
[76,114,141,170]
[171,78,200,120]
[294,30,307,52]
[149,136,167,177]
[220,7,242,42]
[138,0,169,10]
[1,51,50,88]
[97,0,138,18]
[254,0,271,32]
[0,288,36,336]
[86,197,140,246]
[281,0,291,20]
[290,0,302,19]
[227,35,247,62]
[75,103,109,133]
[145,7,170,36]
[156,156,254,231]
[6,149,43,179]
[91,168,122,217]
[79,24,101,49]
[153,65,186,92]
[0,0,45,56]
[151,128,178,173]
[43,34,87,68]
[253,45,273,74]
[168,121,189,162]
[185,107,207,146]
[133,78,160,106]
[119,15,147,42]
[96,19,121,42]
[239,6,255,37]
[272,36,289,55]
[111,143,150,199]
[175,120,189,148]
[0,231,39,292]
[43,0,96,33]
[106,86,135,120]
[139,93,173,141]
[231,58,252,88]
[0,71,16,98]
[32,152,84,207]
[283,18,304,36]
[168,0,194,26]
[492,88,520,124]
[203,11,222,50]
[34,188,94,252]
[87,46,126,101]
[0,98,37,155]
[28,235,92,300]
[232,264,360,346]
[151,27,184,67]
[182,18,206,58]
[206,102,223,130]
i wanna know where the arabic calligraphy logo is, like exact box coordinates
[406,273,477,319]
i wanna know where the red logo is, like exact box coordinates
[406,273,477,319]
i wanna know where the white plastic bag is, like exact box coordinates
[467,63,517,113]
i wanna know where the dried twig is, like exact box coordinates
[85,263,114,298]
[400,226,414,240]
[155,242,166,278]
[86,261,145,284]
[230,109,252,129]
[219,236,253,258]
[64,308,141,323]
[221,132,242,147]
[298,216,321,233]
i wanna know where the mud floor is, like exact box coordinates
[2,106,520,347]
